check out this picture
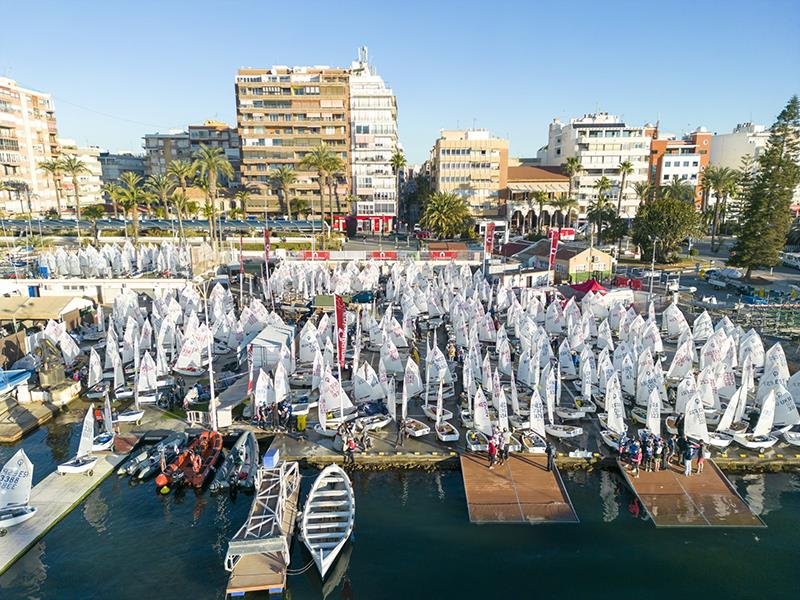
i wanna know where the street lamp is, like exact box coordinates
[649,236,660,301]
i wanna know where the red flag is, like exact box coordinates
[263,228,270,264]
[484,222,496,255]
[548,228,560,271]
[334,294,346,369]
[246,344,254,395]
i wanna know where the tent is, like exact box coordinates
[570,279,607,295]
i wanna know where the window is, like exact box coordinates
[664,161,671,167]
[663,174,669,180]
[692,161,698,167]
[683,161,689,167]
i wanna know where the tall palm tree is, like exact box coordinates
[325,157,345,220]
[390,151,407,229]
[167,159,195,195]
[563,156,583,202]
[234,189,250,218]
[270,166,297,219]
[193,145,232,249]
[145,174,174,216]
[632,181,652,205]
[82,204,105,242]
[701,165,739,252]
[615,161,634,255]
[171,190,190,243]
[300,145,338,226]
[420,191,471,239]
[101,182,121,218]
[38,158,65,218]
[116,172,147,241]
[185,200,200,220]
[532,190,548,234]
[554,197,579,228]
[590,176,613,244]
[61,155,89,242]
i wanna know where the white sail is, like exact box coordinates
[0,449,34,508]
[684,394,710,442]
[103,392,114,435]
[774,384,800,428]
[403,358,423,398]
[646,388,661,436]
[77,408,95,457]
[606,373,625,435]
[174,338,202,370]
[497,387,509,431]
[137,352,157,393]
[254,369,273,407]
[87,348,103,389]
[387,377,397,422]
[436,380,444,427]
[473,387,492,436]
[717,386,744,432]
[752,390,776,437]
[529,388,546,437]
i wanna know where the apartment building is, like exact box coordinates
[99,151,145,183]
[143,130,191,177]
[647,127,712,207]
[235,65,351,217]
[57,138,104,209]
[537,112,650,219]
[188,120,240,186]
[348,48,399,233]
[0,77,60,214]
[430,129,508,223]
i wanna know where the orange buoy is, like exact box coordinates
[155,473,169,488]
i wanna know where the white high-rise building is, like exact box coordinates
[57,138,104,209]
[538,112,650,219]
[349,47,399,233]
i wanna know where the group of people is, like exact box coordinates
[620,432,706,478]
[338,421,372,466]
[486,427,513,469]
[252,399,294,431]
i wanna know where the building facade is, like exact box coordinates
[143,130,191,177]
[537,112,650,219]
[99,151,145,183]
[188,120,240,186]
[502,165,569,234]
[647,127,712,207]
[348,48,398,233]
[235,65,351,217]
[0,77,60,214]
[430,129,508,223]
[57,138,104,210]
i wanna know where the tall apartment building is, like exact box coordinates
[99,151,145,183]
[235,66,351,217]
[537,113,650,219]
[188,120,240,186]
[348,48,399,233]
[647,127,712,207]
[430,129,508,223]
[0,77,60,214]
[57,138,104,209]
[143,130,191,177]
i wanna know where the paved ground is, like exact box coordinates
[341,233,420,252]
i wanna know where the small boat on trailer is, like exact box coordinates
[58,408,98,476]
[600,429,623,451]
[465,430,489,452]
[314,424,339,438]
[733,389,779,450]
[555,406,585,421]
[155,430,223,489]
[92,432,115,452]
[300,464,355,579]
[705,431,734,448]
[435,420,459,443]
[0,449,37,529]
[403,418,430,438]
[545,423,583,439]
[115,409,145,425]
[783,429,800,447]
[519,430,547,454]
[353,414,392,433]
[459,407,473,429]
[422,403,453,422]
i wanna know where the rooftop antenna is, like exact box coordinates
[472,118,476,130]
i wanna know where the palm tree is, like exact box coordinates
[171,190,190,242]
[116,172,147,241]
[659,176,694,203]
[38,158,65,218]
[61,155,89,241]
[167,159,195,195]
[420,191,472,239]
[532,190,548,234]
[233,189,250,218]
[145,174,174,216]
[633,181,652,205]
[101,182,121,218]
[590,176,613,244]
[563,156,583,202]
[390,151,407,229]
[185,200,200,220]
[325,157,345,220]
[615,161,634,255]
[701,165,739,252]
[300,145,339,226]
[82,204,105,242]
[270,166,297,219]
[193,145,233,249]
[556,197,579,228]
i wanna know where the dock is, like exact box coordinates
[225,461,302,597]
[617,458,765,527]
[0,439,135,575]
[459,453,579,524]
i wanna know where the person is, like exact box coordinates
[545,441,554,472]
[571,351,579,372]
[410,346,420,365]
[487,437,497,469]
[111,408,120,434]
[696,441,706,474]
[683,444,694,477]
[666,435,676,465]
[395,418,406,448]
[658,438,667,471]
[631,442,642,478]
[501,428,512,463]
[346,436,356,466]
[94,405,104,432]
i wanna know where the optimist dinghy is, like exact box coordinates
[58,408,99,476]
[300,464,355,579]
[0,449,37,529]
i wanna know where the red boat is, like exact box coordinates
[155,431,223,490]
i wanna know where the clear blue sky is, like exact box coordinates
[2,0,798,163]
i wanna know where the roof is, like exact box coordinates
[499,241,532,258]
[425,241,468,251]
[507,166,569,182]
[0,296,93,322]
[570,279,607,294]
[250,323,295,348]
[512,241,613,264]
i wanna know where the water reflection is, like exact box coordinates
[43,417,76,464]
[83,487,109,533]
[0,541,47,597]
[599,470,620,522]
[435,471,445,501]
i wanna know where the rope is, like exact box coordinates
[286,558,316,575]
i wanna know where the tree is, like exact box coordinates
[633,181,653,205]
[390,151,407,229]
[615,161,634,255]
[171,190,190,242]
[193,145,233,249]
[589,176,613,243]
[234,189,250,218]
[270,166,297,219]
[185,200,200,219]
[731,96,800,279]
[325,155,345,220]
[101,182,121,218]
[700,165,739,252]
[116,172,147,241]
[167,160,195,195]
[659,176,694,203]
[563,156,582,202]
[552,196,578,228]
[420,191,473,239]
[631,195,702,263]
[300,145,337,227]
[145,174,174,216]
[61,155,89,241]
[532,190,549,234]
[82,204,105,242]
[38,158,65,218]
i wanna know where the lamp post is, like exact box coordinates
[649,237,660,301]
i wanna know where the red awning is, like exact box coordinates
[570,279,607,294]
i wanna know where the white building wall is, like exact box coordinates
[659,153,702,186]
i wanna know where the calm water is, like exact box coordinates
[2,413,799,599]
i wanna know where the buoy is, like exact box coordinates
[155,474,168,488]
[160,486,170,495]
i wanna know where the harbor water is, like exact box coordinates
[1,411,799,599]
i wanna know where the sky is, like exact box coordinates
[2,0,799,164]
